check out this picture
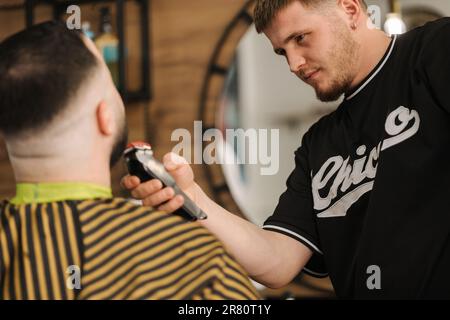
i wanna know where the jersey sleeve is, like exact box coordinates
[420,18,450,113]
[262,134,327,277]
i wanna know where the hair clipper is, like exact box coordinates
[123,142,207,221]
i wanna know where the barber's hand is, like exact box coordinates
[121,152,195,213]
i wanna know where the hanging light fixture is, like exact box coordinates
[384,0,407,35]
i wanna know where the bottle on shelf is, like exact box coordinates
[94,7,120,87]
[81,21,95,40]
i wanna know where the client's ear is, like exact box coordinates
[96,101,114,136]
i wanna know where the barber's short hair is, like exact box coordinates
[254,0,368,33]
[0,21,99,136]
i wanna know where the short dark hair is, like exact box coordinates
[254,0,368,33]
[0,21,99,136]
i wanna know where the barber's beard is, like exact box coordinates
[315,22,360,102]
[110,120,128,168]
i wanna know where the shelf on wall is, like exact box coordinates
[24,0,152,104]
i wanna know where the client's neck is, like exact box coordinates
[9,152,112,189]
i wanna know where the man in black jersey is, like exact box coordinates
[123,0,450,299]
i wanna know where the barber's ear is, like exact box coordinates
[96,101,114,136]
[338,0,361,20]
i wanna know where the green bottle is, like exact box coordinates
[95,7,119,87]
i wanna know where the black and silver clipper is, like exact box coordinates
[123,141,207,221]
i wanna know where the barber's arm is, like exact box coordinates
[121,153,312,288]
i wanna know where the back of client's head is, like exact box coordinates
[0,21,127,176]
[0,21,100,136]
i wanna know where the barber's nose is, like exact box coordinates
[287,52,306,74]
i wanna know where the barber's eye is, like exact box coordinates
[275,49,286,56]
[296,34,306,44]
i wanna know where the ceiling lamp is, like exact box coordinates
[384,0,407,35]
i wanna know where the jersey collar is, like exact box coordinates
[345,34,398,101]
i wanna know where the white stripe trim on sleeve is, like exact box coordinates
[303,267,329,277]
[263,224,323,255]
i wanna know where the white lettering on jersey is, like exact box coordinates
[313,106,420,218]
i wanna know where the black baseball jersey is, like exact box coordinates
[263,18,450,299]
